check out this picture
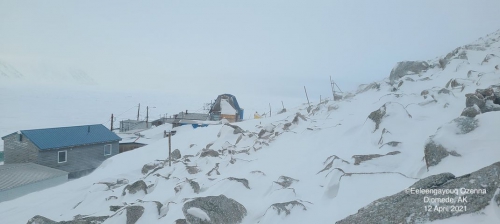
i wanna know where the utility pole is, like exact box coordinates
[330,76,343,101]
[110,113,114,130]
[281,101,284,110]
[330,76,335,101]
[137,103,140,121]
[168,131,172,167]
[269,103,271,117]
[304,86,311,107]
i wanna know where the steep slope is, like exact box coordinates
[1,30,500,224]
[0,60,23,79]
[0,60,96,85]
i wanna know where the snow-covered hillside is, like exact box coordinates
[1,30,500,224]
[0,60,96,85]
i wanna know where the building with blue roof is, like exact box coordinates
[1,124,121,178]
[209,94,244,122]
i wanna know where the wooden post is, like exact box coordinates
[137,103,140,121]
[110,113,114,130]
[281,101,284,109]
[304,86,311,107]
[269,103,271,117]
[330,76,335,101]
[168,131,172,167]
[146,106,149,128]
[164,130,167,138]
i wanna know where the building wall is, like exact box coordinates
[0,174,68,202]
[36,141,119,178]
[3,134,39,164]
[119,143,146,153]
[120,120,150,132]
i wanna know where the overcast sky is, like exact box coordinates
[1,0,500,109]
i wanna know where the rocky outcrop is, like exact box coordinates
[368,105,386,132]
[461,105,481,118]
[200,150,220,158]
[122,180,148,196]
[336,162,500,224]
[274,176,299,188]
[424,140,461,168]
[453,117,479,134]
[389,61,429,83]
[126,206,144,224]
[424,117,478,168]
[95,178,129,190]
[182,195,247,224]
[268,200,309,216]
[356,82,380,94]
[352,151,400,165]
[27,216,57,224]
[142,162,162,175]
[227,177,251,189]
[439,47,468,69]
[225,124,245,134]
[461,86,500,117]
[171,149,182,160]
[27,215,109,224]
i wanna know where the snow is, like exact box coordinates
[0,30,499,224]
[220,99,236,115]
[186,207,211,221]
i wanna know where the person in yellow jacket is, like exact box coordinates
[254,111,262,119]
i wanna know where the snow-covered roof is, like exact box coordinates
[220,99,236,114]
[0,163,68,191]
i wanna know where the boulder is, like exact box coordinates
[186,165,201,174]
[356,82,380,93]
[200,150,220,158]
[482,100,500,113]
[465,93,486,109]
[368,105,386,132]
[424,141,461,168]
[110,205,123,212]
[389,61,429,83]
[27,216,57,224]
[182,195,247,224]
[141,162,161,175]
[122,180,148,196]
[269,201,308,216]
[475,88,494,97]
[27,215,109,224]
[438,88,451,95]
[171,149,182,160]
[292,113,307,124]
[460,105,481,118]
[453,117,479,134]
[336,162,500,224]
[225,124,245,134]
[95,178,129,190]
[175,219,188,224]
[274,176,299,188]
[352,151,400,165]
[126,206,144,224]
[439,47,467,69]
[421,90,429,99]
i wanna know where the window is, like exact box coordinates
[58,151,67,163]
[104,144,112,156]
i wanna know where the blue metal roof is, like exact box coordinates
[19,124,121,150]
